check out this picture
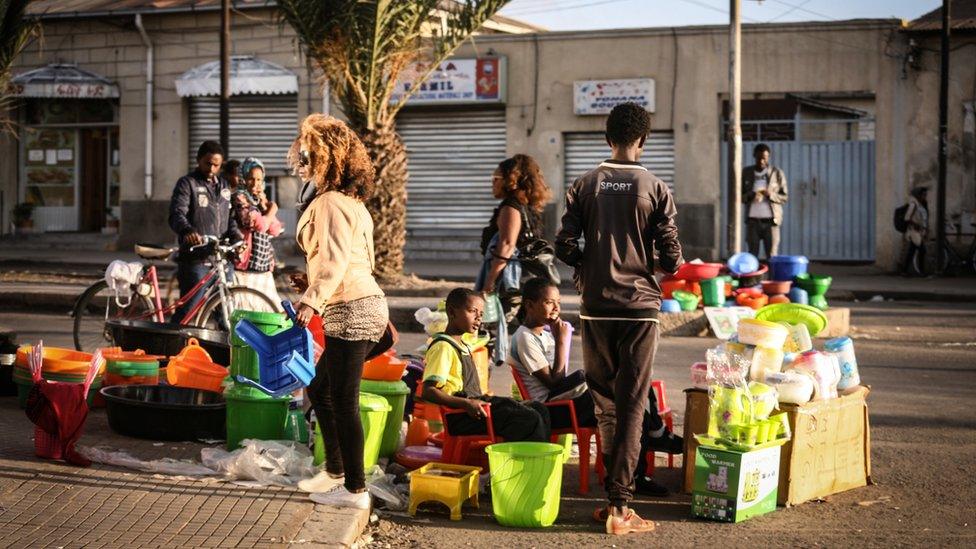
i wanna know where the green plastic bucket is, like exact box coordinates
[229,310,291,347]
[700,277,726,307]
[359,379,409,458]
[229,345,261,381]
[486,442,565,528]
[313,392,391,470]
[224,381,290,450]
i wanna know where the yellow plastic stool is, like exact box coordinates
[408,462,481,521]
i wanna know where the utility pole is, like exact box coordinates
[728,0,743,255]
[219,0,230,156]
[936,0,950,274]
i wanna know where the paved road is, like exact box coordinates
[1,301,974,547]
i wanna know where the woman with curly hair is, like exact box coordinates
[476,154,553,363]
[288,114,388,510]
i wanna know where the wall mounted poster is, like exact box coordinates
[574,78,655,115]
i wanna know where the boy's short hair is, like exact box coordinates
[445,288,482,315]
[753,143,771,157]
[222,159,241,178]
[197,140,224,160]
[605,102,651,147]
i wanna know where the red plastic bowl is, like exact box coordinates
[660,278,688,299]
[674,262,724,282]
[761,280,793,295]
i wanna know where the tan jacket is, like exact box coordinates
[742,165,789,226]
[297,191,383,312]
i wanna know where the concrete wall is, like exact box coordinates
[455,21,909,264]
[6,8,325,244]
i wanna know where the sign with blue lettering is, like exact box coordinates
[574,78,655,115]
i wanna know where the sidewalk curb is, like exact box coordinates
[294,505,370,547]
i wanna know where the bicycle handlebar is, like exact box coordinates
[189,235,245,255]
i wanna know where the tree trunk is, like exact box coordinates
[361,123,408,281]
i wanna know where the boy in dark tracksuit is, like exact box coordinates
[555,102,683,535]
[168,140,241,323]
[422,288,550,445]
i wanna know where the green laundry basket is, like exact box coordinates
[224,381,290,450]
[313,391,391,471]
[486,442,565,528]
[359,379,409,458]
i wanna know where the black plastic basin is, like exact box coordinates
[105,320,230,365]
[101,384,226,441]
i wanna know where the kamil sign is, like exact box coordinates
[392,58,507,105]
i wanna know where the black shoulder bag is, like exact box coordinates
[509,205,561,286]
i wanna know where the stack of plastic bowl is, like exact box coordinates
[225,310,293,450]
[13,346,108,408]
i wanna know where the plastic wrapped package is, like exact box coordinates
[414,307,448,336]
[201,439,315,486]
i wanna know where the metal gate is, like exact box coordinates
[564,132,675,190]
[398,108,507,259]
[722,140,876,261]
[188,95,298,172]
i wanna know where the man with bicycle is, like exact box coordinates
[168,140,242,323]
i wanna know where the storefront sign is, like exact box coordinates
[9,81,120,99]
[392,57,506,105]
[573,78,655,115]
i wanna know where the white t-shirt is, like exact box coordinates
[749,169,774,219]
[508,325,555,403]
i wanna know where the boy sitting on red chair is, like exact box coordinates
[421,288,550,445]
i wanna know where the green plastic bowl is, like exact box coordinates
[754,303,829,337]
[672,290,700,311]
[794,274,833,297]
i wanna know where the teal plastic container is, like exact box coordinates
[313,392,391,470]
[359,379,409,458]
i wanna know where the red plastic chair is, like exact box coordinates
[644,379,676,476]
[510,366,604,494]
[439,403,497,470]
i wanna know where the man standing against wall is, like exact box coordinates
[556,102,683,535]
[168,140,241,323]
[742,143,789,259]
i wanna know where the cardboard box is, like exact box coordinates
[682,386,872,506]
[691,444,782,523]
[777,385,872,506]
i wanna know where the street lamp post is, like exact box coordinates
[728,0,743,255]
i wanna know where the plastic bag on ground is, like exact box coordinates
[78,446,217,476]
[366,464,409,511]
[201,439,315,486]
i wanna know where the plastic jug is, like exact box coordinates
[824,336,860,390]
[708,385,753,438]
[747,381,778,420]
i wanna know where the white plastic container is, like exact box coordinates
[789,351,839,400]
[765,371,814,404]
[783,322,813,354]
[824,336,860,390]
[749,346,784,383]
[736,319,789,349]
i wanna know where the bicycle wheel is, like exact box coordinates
[72,280,155,352]
[193,286,282,331]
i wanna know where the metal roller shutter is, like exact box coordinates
[188,95,298,172]
[398,109,507,260]
[564,132,675,190]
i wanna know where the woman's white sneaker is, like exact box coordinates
[298,470,344,493]
[309,486,371,510]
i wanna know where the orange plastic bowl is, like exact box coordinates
[660,278,687,300]
[362,351,407,381]
[16,345,113,376]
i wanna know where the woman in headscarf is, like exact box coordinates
[230,156,283,309]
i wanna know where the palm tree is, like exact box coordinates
[0,0,38,135]
[278,0,511,280]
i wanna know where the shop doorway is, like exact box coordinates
[80,128,108,231]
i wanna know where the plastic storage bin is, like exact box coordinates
[313,391,391,470]
[224,382,290,450]
[359,379,410,458]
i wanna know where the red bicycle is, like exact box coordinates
[71,235,281,352]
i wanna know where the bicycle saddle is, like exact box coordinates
[134,243,174,260]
